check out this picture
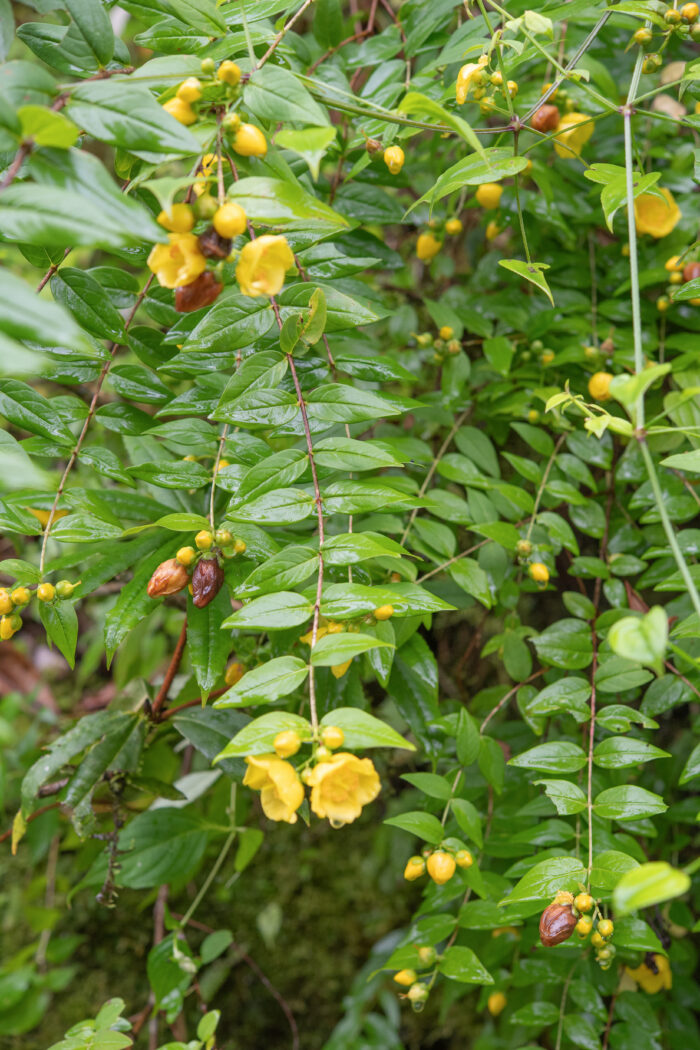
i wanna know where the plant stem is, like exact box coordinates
[622,47,646,427]
[180,829,236,929]
[400,408,470,547]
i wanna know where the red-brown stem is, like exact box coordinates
[0,802,61,845]
[257,0,315,69]
[307,29,373,75]
[39,274,154,574]
[151,619,188,722]
[480,669,546,735]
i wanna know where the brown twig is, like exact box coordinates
[0,802,61,845]
[257,0,315,69]
[307,29,373,75]
[151,618,188,722]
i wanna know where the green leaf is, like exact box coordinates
[449,558,492,608]
[65,0,115,66]
[104,538,174,659]
[187,590,231,701]
[213,657,309,708]
[660,449,700,473]
[237,547,318,599]
[245,66,328,126]
[509,741,587,774]
[0,0,14,62]
[172,707,248,778]
[608,607,668,674]
[275,126,336,179]
[502,856,587,904]
[593,736,670,769]
[222,592,312,631]
[309,632,394,666]
[679,741,700,785]
[457,709,480,766]
[168,0,226,33]
[526,677,591,722]
[612,861,691,915]
[451,798,483,847]
[0,271,91,351]
[412,146,528,210]
[229,489,315,525]
[38,600,79,668]
[399,91,484,155]
[187,295,276,357]
[0,379,74,445]
[51,268,125,342]
[510,1003,561,1027]
[534,779,588,815]
[306,383,404,424]
[532,619,593,670]
[384,810,445,843]
[0,184,153,250]
[63,713,141,834]
[228,177,349,237]
[320,707,414,750]
[438,945,493,984]
[18,105,80,148]
[593,786,667,821]
[85,810,212,889]
[65,80,200,160]
[314,438,403,472]
[498,259,554,306]
[590,850,639,892]
[401,772,453,801]
[214,711,312,759]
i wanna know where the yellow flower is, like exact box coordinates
[157,203,194,234]
[553,112,593,158]
[306,752,381,826]
[331,660,351,679]
[455,54,488,104]
[243,754,304,823]
[416,232,442,261]
[626,954,672,994]
[236,234,295,297]
[634,188,681,238]
[147,233,207,289]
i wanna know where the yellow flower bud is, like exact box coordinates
[485,220,501,241]
[426,850,456,885]
[176,546,197,567]
[439,326,453,340]
[455,849,473,868]
[445,217,463,235]
[0,590,13,616]
[553,891,575,906]
[416,232,442,261]
[475,182,503,209]
[588,371,613,401]
[383,145,405,175]
[576,916,593,937]
[234,539,247,554]
[529,562,549,585]
[157,203,195,234]
[233,123,267,157]
[195,530,214,551]
[218,60,241,86]
[597,919,614,938]
[176,77,203,102]
[163,97,197,125]
[213,202,247,239]
[574,893,594,913]
[273,730,302,758]
[225,660,245,687]
[417,945,437,966]
[656,295,670,313]
[11,587,30,606]
[404,855,426,881]
[393,969,417,987]
[591,931,606,948]
[487,992,507,1016]
[320,725,344,749]
[37,583,55,603]
[0,616,15,641]
[374,604,394,621]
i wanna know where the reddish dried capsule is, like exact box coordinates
[198,228,232,260]
[147,558,189,598]
[175,271,223,312]
[531,104,560,133]
[192,557,224,608]
[539,903,577,947]
[682,262,700,283]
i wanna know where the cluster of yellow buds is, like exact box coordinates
[243,724,381,828]
[0,580,79,641]
[660,256,700,310]
[147,528,246,609]
[404,845,473,886]
[392,944,438,1012]
[162,59,243,126]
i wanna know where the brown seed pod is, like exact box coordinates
[682,262,700,283]
[198,228,232,259]
[531,104,561,133]
[192,557,224,608]
[147,558,189,598]
[539,903,577,946]
[175,271,223,313]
